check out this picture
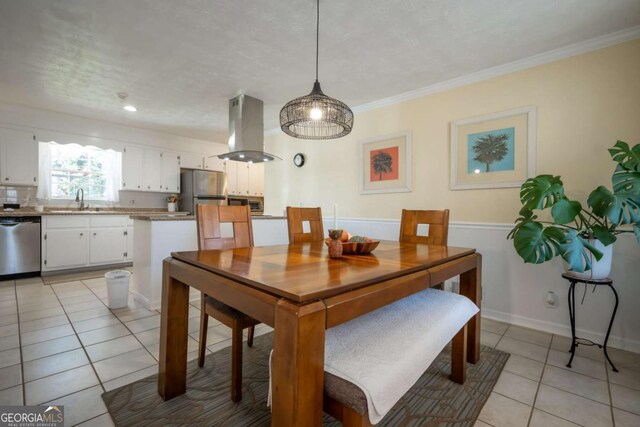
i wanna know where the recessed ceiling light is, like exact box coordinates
[123,105,137,112]
[238,154,245,158]
[223,157,229,161]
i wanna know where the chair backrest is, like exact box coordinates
[286,206,325,244]
[399,209,450,245]
[196,204,254,250]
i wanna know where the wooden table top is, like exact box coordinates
[171,241,475,303]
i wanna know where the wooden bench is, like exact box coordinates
[322,288,479,426]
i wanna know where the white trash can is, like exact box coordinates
[105,270,131,309]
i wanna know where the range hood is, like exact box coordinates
[216,94,280,163]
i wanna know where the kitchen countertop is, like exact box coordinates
[130,214,287,221]
[0,208,187,217]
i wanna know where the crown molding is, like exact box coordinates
[266,25,640,135]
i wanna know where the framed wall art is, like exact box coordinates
[450,106,536,190]
[359,131,412,195]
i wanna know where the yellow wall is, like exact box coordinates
[264,40,640,223]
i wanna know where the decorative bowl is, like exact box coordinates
[325,239,380,255]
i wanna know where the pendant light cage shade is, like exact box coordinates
[280,82,354,140]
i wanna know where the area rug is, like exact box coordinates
[42,267,132,285]
[103,333,508,426]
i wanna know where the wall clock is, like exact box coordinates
[293,153,306,167]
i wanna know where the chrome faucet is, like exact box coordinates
[75,188,86,211]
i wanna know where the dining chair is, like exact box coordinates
[399,209,450,245]
[286,206,325,243]
[195,204,259,402]
[399,209,450,290]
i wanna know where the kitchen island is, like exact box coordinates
[130,214,288,309]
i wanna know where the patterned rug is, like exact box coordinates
[103,333,508,426]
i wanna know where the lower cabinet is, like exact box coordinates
[42,215,134,272]
[44,228,89,270]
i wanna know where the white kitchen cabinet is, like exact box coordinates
[143,150,163,192]
[248,162,264,197]
[225,160,239,195]
[0,127,38,186]
[161,152,180,193]
[126,225,134,260]
[237,162,250,196]
[90,228,126,264]
[42,215,132,272]
[43,216,90,271]
[44,228,89,270]
[204,153,225,172]
[179,153,204,170]
[122,146,144,191]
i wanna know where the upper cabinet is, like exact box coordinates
[142,150,163,192]
[225,160,238,196]
[121,146,144,191]
[225,160,264,197]
[203,152,225,172]
[161,152,180,193]
[122,146,180,193]
[249,162,264,197]
[0,128,38,186]
[179,153,203,170]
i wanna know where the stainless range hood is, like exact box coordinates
[216,94,280,163]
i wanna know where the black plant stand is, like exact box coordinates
[562,273,618,372]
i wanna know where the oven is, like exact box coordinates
[228,197,263,215]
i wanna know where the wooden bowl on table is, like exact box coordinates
[325,239,380,255]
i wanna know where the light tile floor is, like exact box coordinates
[0,276,639,426]
[0,276,272,426]
[477,318,640,427]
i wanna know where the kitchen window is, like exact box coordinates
[37,142,122,202]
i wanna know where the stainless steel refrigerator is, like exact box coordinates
[180,170,227,214]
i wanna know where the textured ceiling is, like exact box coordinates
[0,0,639,142]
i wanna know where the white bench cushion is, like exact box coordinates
[324,288,479,424]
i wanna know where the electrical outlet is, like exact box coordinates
[545,291,558,308]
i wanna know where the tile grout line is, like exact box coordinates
[606,360,616,426]
[80,279,161,376]
[48,283,109,396]
[11,279,27,405]
[526,335,551,427]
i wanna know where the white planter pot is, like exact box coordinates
[167,202,177,212]
[565,239,613,280]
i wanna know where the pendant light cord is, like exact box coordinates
[315,0,319,82]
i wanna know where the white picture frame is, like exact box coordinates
[450,106,536,190]
[359,130,412,195]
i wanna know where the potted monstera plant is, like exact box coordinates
[508,140,640,278]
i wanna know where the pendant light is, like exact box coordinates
[279,0,353,139]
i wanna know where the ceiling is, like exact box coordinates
[1,0,639,142]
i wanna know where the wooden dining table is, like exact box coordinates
[158,241,481,426]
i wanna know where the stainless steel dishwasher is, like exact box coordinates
[0,217,41,277]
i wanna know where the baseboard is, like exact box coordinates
[482,309,640,354]
[41,262,133,277]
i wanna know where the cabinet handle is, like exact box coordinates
[4,177,8,181]
[93,232,97,236]
[33,177,36,182]
[80,233,84,237]
[137,185,140,188]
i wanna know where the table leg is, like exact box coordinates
[271,299,326,427]
[460,253,481,364]
[158,259,190,400]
